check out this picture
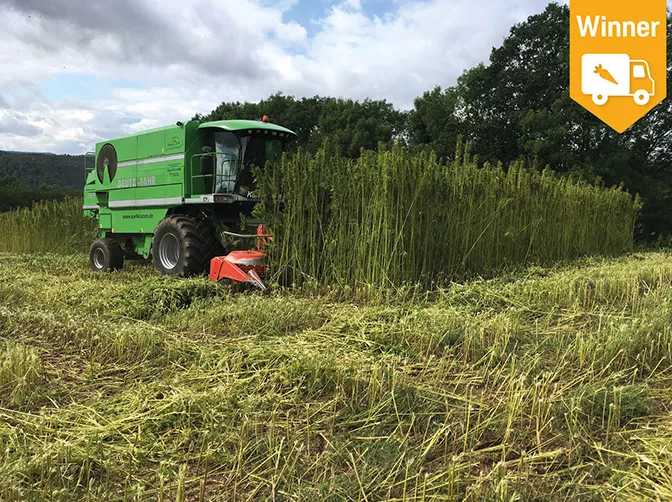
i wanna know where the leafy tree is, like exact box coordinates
[457,3,571,166]
[0,176,31,212]
[407,86,461,160]
[201,93,405,158]
[0,176,79,212]
[410,3,672,238]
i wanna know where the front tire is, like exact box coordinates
[90,238,124,272]
[151,216,215,276]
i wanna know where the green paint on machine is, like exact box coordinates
[83,118,297,274]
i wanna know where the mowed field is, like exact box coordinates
[2,252,672,501]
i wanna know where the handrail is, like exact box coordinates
[84,152,95,184]
[190,152,241,195]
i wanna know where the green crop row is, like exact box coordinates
[0,144,639,287]
[255,143,640,287]
[0,197,97,254]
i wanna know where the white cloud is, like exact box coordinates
[0,0,554,153]
[0,111,40,137]
[295,0,553,105]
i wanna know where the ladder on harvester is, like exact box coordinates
[84,152,95,183]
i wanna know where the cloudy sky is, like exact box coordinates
[0,0,557,154]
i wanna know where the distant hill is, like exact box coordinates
[0,150,86,191]
[5,150,57,155]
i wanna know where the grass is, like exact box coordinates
[1,251,672,500]
[255,143,639,287]
[0,197,97,253]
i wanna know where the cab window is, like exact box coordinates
[214,131,240,193]
[238,136,284,192]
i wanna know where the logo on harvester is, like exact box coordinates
[570,0,667,132]
[117,176,157,188]
[167,135,183,150]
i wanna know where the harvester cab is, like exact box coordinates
[83,117,296,288]
[197,122,283,197]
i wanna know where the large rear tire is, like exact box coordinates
[151,216,216,276]
[90,238,124,272]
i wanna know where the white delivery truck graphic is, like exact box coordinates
[582,54,655,106]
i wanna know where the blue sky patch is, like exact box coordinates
[42,73,144,101]
[285,0,394,36]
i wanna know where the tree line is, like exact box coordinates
[0,150,84,211]
[0,176,80,212]
[0,151,85,191]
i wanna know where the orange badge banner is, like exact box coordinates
[570,0,667,133]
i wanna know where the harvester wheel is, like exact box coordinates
[151,216,215,277]
[89,238,124,272]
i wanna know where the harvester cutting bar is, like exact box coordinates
[209,250,266,289]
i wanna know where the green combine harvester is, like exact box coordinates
[83,117,296,288]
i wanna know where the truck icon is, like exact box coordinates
[582,54,655,106]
